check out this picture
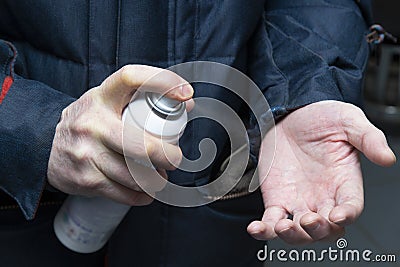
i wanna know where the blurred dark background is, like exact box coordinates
[373,1,400,37]
[364,0,400,134]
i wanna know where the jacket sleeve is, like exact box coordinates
[0,40,75,220]
[263,0,370,118]
[246,0,371,161]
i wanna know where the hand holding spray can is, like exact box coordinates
[53,91,187,253]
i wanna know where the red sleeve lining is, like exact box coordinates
[0,76,13,104]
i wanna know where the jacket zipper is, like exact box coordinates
[0,193,252,211]
[207,190,253,201]
[0,200,63,211]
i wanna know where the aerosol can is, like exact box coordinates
[53,91,187,253]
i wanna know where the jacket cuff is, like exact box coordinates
[0,40,75,220]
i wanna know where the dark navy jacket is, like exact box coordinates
[0,0,371,220]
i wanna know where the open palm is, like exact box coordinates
[248,101,396,244]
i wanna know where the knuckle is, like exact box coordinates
[376,129,386,139]
[72,116,103,140]
[77,173,103,191]
[74,124,101,143]
[120,65,136,87]
[100,74,112,89]
[72,144,93,163]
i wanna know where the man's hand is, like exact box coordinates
[248,101,396,244]
[47,65,193,206]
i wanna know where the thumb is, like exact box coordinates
[342,104,396,167]
[99,65,193,114]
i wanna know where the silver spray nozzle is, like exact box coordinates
[145,92,186,119]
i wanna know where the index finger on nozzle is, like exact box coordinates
[100,65,194,112]
[136,68,194,101]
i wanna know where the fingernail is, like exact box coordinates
[278,227,294,236]
[303,221,320,231]
[333,217,346,224]
[180,84,193,98]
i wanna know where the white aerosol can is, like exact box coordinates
[53,91,187,253]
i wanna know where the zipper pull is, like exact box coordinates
[366,24,398,66]
[366,24,398,45]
